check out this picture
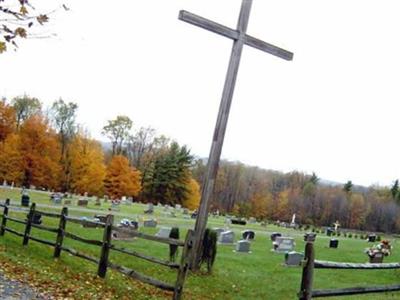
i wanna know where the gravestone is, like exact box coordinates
[64,199,72,205]
[81,217,100,228]
[156,227,172,238]
[191,211,198,219]
[169,211,177,218]
[326,228,333,236]
[248,217,256,224]
[94,215,108,223]
[112,226,137,240]
[119,219,139,230]
[285,251,304,266]
[304,232,317,242]
[242,230,255,240]
[270,232,282,242]
[231,218,246,225]
[77,199,88,207]
[218,230,235,244]
[369,251,384,263]
[95,198,101,206]
[144,203,154,214]
[329,239,339,248]
[144,219,157,228]
[21,194,30,207]
[27,212,42,225]
[236,240,251,253]
[368,234,377,243]
[52,193,62,204]
[175,204,182,210]
[111,201,120,211]
[274,237,295,253]
[183,208,189,215]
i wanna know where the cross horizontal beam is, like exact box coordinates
[179,10,293,61]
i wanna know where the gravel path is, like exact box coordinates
[0,272,45,300]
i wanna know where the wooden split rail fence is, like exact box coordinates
[0,200,193,300]
[298,241,400,299]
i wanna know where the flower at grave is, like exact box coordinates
[365,240,392,257]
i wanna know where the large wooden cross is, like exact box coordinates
[179,0,293,269]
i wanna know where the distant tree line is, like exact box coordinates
[192,160,400,233]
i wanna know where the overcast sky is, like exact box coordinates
[1,0,400,187]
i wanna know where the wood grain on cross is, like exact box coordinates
[179,0,293,269]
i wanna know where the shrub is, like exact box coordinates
[332,232,336,236]
[377,235,382,242]
[201,228,218,273]
[169,227,180,262]
[344,233,347,237]
[337,231,341,237]
[348,233,352,238]
[312,228,315,232]
[354,234,358,239]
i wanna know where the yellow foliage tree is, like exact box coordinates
[183,178,201,210]
[250,192,272,219]
[69,134,106,196]
[104,155,141,199]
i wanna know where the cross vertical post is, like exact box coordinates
[178,0,293,270]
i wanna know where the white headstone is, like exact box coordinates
[155,227,172,238]
[274,237,295,253]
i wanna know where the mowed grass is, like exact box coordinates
[1,188,400,299]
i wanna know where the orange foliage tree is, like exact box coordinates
[69,134,106,196]
[104,155,141,199]
[0,100,16,142]
[18,116,61,190]
[0,133,24,185]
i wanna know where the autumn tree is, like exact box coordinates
[0,99,16,142]
[69,134,106,196]
[18,115,61,189]
[0,133,23,184]
[104,155,141,199]
[11,95,41,130]
[102,115,133,156]
[183,178,201,210]
[0,1,68,53]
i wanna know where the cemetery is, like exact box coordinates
[1,188,400,299]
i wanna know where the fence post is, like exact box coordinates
[54,207,68,258]
[97,214,113,278]
[0,199,10,236]
[23,202,36,246]
[299,241,315,300]
[173,229,194,300]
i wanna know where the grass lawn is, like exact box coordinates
[1,187,400,299]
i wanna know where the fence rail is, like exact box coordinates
[298,241,400,299]
[0,201,193,300]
